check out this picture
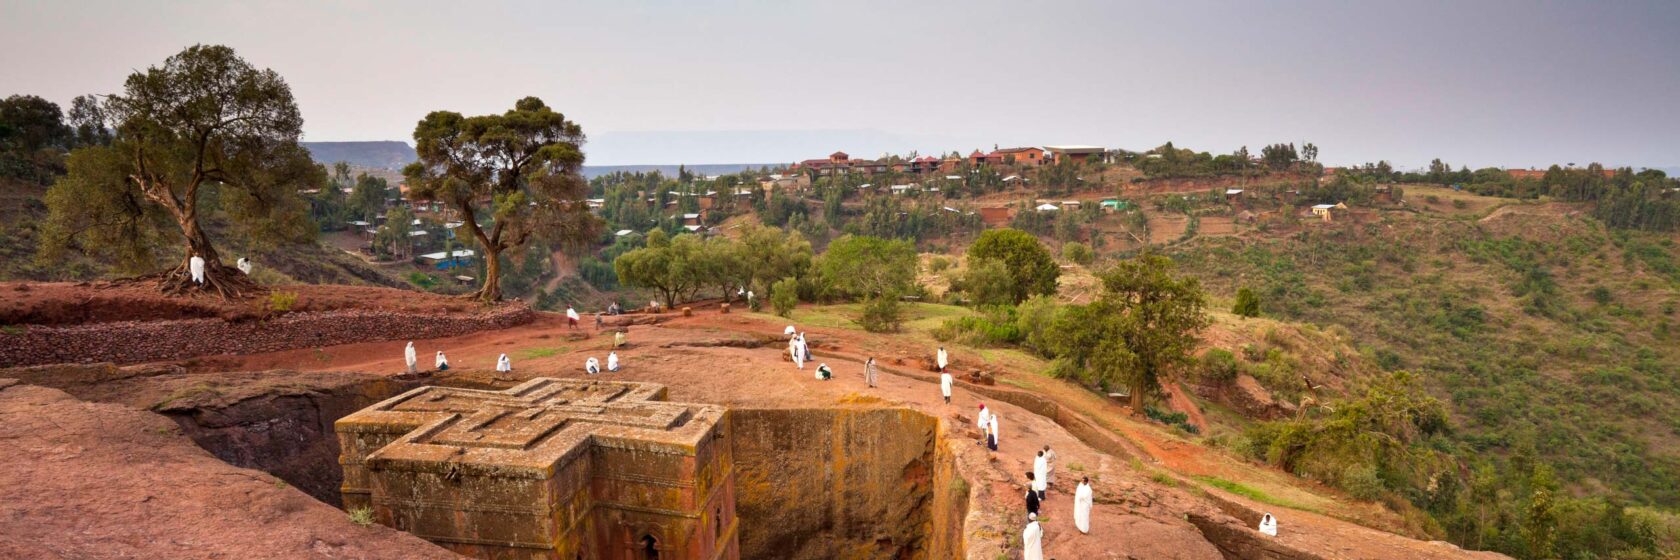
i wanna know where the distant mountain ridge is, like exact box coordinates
[301,140,775,179]
[301,141,416,170]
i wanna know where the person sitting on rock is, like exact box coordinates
[585,357,601,375]
[435,351,450,371]
[815,363,833,381]
[496,353,512,373]
[607,351,620,372]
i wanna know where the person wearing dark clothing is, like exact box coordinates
[1025,472,1041,516]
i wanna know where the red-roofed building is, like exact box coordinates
[990,147,1046,167]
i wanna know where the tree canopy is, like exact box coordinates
[816,234,918,300]
[41,44,320,297]
[966,228,1059,303]
[403,96,599,301]
[1050,254,1208,412]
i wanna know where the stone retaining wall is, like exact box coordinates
[0,304,536,367]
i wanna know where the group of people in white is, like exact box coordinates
[185,255,255,284]
[402,341,450,373]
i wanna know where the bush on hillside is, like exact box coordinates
[770,277,799,317]
[856,294,904,333]
[1199,348,1239,385]
[1062,241,1093,265]
[1232,287,1261,317]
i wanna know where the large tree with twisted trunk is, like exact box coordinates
[41,44,319,297]
[403,97,599,302]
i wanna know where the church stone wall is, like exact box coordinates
[337,378,736,560]
[728,408,961,560]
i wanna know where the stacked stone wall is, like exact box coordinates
[0,304,536,366]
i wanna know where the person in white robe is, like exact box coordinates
[800,333,813,361]
[940,372,953,404]
[815,363,832,380]
[435,351,450,371]
[403,342,417,374]
[607,351,619,372]
[784,325,796,337]
[189,255,206,284]
[1043,445,1057,486]
[586,357,601,374]
[790,336,805,369]
[1031,451,1048,499]
[1259,513,1278,537]
[236,257,252,275]
[1021,513,1043,560]
[864,357,879,388]
[976,404,992,446]
[566,306,580,329]
[988,413,1000,451]
[936,346,949,372]
[1074,477,1093,534]
[496,353,512,373]
[746,290,755,308]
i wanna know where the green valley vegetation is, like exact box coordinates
[1168,213,1675,558]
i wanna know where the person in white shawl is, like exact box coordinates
[188,255,206,284]
[607,351,619,372]
[236,257,253,275]
[585,357,601,374]
[936,346,949,372]
[1073,476,1094,534]
[1021,512,1043,560]
[1031,450,1048,499]
[496,353,512,372]
[987,412,1001,451]
[789,336,805,369]
[784,325,796,337]
[403,342,417,374]
[435,351,450,371]
[940,371,953,404]
[1259,513,1278,537]
[565,306,580,329]
[975,404,992,446]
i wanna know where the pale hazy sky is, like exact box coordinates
[3,1,1677,168]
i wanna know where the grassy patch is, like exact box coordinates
[0,324,25,335]
[517,346,567,360]
[1194,475,1320,513]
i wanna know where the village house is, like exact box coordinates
[991,147,1046,167]
[1310,202,1347,222]
[1045,145,1107,165]
[979,206,1013,226]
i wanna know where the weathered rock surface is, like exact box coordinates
[0,380,460,560]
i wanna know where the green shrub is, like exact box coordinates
[1589,285,1613,305]
[406,271,437,289]
[1342,464,1384,501]
[1232,287,1261,317]
[265,291,298,313]
[770,277,799,317]
[348,507,375,527]
[927,256,952,273]
[856,294,903,333]
[1199,348,1239,384]
[1061,242,1094,265]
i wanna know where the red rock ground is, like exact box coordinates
[0,379,458,560]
